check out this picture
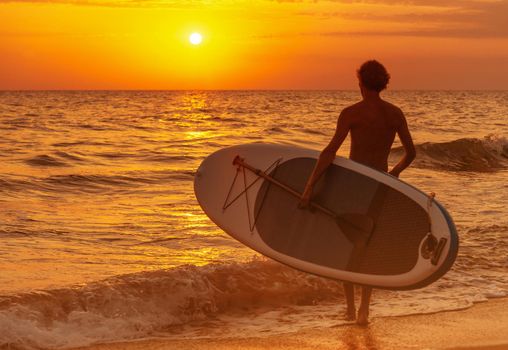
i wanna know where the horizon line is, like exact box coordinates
[1,88,507,92]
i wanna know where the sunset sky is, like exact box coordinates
[1,0,507,90]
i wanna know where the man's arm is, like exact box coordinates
[389,111,416,178]
[300,110,351,206]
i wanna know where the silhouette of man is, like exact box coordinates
[299,60,416,325]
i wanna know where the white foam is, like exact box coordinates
[0,257,506,349]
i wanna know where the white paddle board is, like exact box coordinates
[194,143,458,290]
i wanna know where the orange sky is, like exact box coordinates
[1,0,507,90]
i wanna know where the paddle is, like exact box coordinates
[233,156,375,237]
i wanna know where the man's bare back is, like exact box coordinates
[300,94,415,183]
[345,99,407,172]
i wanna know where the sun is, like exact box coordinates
[189,32,203,45]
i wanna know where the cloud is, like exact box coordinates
[288,0,508,38]
[0,0,227,8]
[273,0,490,7]
[1,0,507,38]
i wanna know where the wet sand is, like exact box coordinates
[73,297,508,350]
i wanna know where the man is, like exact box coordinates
[299,60,416,325]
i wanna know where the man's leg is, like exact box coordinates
[357,286,372,325]
[343,282,356,320]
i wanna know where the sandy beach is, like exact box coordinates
[72,297,508,350]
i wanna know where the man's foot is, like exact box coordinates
[344,307,356,321]
[356,307,369,326]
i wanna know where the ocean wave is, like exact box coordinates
[264,127,286,134]
[53,151,86,162]
[141,155,196,163]
[0,256,505,349]
[391,135,508,172]
[44,171,192,191]
[302,128,326,136]
[455,224,508,270]
[94,151,137,159]
[208,116,244,123]
[75,124,119,131]
[46,174,153,188]
[0,171,193,195]
[25,151,90,167]
[52,141,109,148]
[0,259,341,349]
[25,155,69,167]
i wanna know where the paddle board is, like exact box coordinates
[194,143,458,290]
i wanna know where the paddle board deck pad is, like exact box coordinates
[194,143,458,290]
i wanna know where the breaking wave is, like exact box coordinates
[1,241,507,349]
[391,135,508,172]
[0,259,342,349]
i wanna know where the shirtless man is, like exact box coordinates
[299,60,416,325]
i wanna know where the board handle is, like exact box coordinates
[233,155,375,238]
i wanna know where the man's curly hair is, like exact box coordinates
[357,60,390,92]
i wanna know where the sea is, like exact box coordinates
[0,90,507,349]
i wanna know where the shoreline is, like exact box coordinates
[73,297,508,350]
